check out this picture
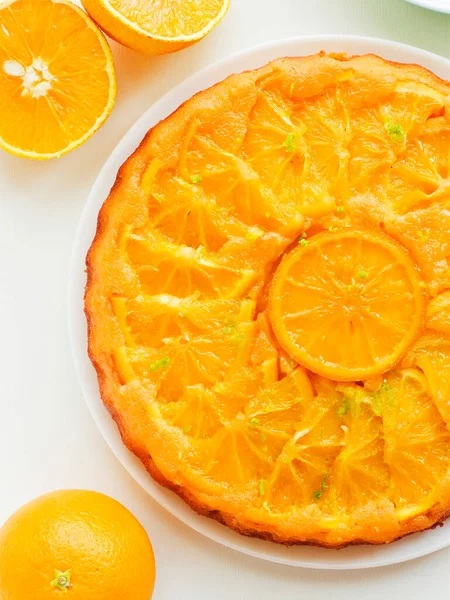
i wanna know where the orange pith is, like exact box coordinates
[269,230,426,381]
[86,53,450,548]
[0,0,116,159]
[0,491,155,600]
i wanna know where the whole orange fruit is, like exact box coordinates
[0,490,155,600]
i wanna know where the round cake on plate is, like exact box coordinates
[85,52,450,548]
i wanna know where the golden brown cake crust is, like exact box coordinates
[86,52,450,548]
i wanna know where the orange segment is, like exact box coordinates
[263,383,344,510]
[427,291,450,336]
[0,0,115,159]
[326,383,388,511]
[269,230,426,381]
[125,230,259,299]
[378,369,450,518]
[402,332,450,426]
[82,0,230,55]
[183,119,300,236]
[112,297,257,400]
[147,170,251,252]
[194,368,315,487]
[244,90,336,221]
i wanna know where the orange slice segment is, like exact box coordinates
[244,90,336,221]
[194,368,314,487]
[402,332,450,426]
[378,369,450,518]
[112,294,255,348]
[263,386,344,510]
[0,0,115,159]
[269,230,426,381]
[111,296,256,399]
[326,383,388,510]
[82,0,230,55]
[146,170,251,252]
[427,291,450,336]
[125,230,258,299]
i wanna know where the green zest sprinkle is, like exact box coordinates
[385,122,406,143]
[231,329,244,343]
[51,570,72,592]
[246,229,262,241]
[337,397,350,417]
[261,432,268,442]
[358,269,368,280]
[337,205,345,214]
[149,356,170,372]
[372,398,382,417]
[313,472,330,501]
[284,132,296,153]
[183,425,192,433]
[259,480,266,496]
[418,230,429,242]
[190,174,203,184]
[372,382,393,416]
[299,238,308,247]
[223,320,235,335]
[250,417,260,427]
[347,283,355,292]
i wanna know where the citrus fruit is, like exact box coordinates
[0,0,116,160]
[86,53,450,547]
[269,230,426,381]
[0,490,155,600]
[82,0,230,56]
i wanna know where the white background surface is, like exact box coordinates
[2,0,450,597]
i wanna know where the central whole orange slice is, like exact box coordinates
[269,230,426,381]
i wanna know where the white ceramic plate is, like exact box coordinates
[69,35,450,570]
[406,0,450,14]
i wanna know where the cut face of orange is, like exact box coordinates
[269,230,426,381]
[82,0,230,55]
[86,53,450,548]
[0,0,116,159]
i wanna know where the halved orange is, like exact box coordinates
[269,230,426,381]
[82,0,230,55]
[0,0,116,159]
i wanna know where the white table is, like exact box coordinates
[2,0,450,597]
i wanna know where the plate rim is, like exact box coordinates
[69,34,450,570]
[405,0,450,15]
